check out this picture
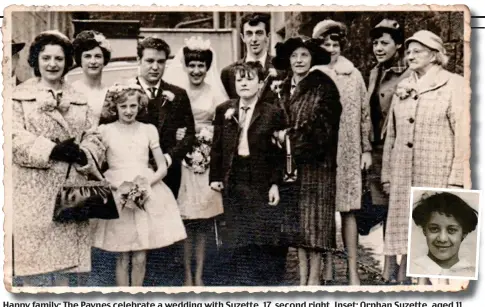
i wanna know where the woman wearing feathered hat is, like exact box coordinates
[381,30,468,284]
[272,36,342,286]
[311,19,372,285]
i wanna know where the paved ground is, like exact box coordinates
[86,213,392,287]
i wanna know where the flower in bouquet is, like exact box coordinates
[118,176,150,210]
[198,126,213,143]
[183,126,213,174]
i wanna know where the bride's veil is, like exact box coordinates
[164,37,229,104]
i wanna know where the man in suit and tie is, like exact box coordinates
[210,62,287,286]
[220,13,283,101]
[133,36,196,197]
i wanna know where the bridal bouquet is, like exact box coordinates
[118,176,150,210]
[183,126,213,174]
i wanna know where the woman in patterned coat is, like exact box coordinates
[311,19,372,285]
[273,36,342,285]
[11,31,105,286]
[382,30,469,283]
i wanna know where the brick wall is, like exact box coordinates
[284,11,464,81]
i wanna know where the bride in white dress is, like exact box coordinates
[71,30,111,126]
[165,37,228,286]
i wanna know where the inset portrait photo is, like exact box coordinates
[407,187,481,283]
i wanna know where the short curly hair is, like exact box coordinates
[28,31,73,77]
[137,36,171,59]
[72,30,111,66]
[412,192,479,236]
[99,86,149,125]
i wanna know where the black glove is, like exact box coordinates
[50,138,88,166]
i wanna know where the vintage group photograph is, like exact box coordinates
[2,5,472,291]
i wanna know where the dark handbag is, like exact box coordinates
[355,170,388,236]
[53,152,119,223]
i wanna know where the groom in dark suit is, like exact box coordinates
[134,36,196,196]
[210,62,287,286]
[220,13,284,102]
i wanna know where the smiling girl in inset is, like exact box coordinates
[410,192,478,279]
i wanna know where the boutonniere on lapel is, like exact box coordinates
[161,90,175,107]
[39,89,70,113]
[270,80,284,99]
[224,108,239,125]
[395,81,418,100]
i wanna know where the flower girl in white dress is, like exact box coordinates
[92,84,187,286]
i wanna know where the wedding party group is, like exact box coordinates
[8,11,470,289]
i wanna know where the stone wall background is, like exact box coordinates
[284,11,464,81]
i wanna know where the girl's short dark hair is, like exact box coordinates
[412,192,479,235]
[182,47,213,70]
[28,31,74,77]
[72,30,111,66]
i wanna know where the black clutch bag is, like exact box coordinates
[53,152,119,223]
[283,134,298,183]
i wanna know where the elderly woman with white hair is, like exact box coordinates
[381,30,468,283]
[311,19,372,285]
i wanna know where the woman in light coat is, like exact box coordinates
[11,31,104,286]
[382,30,469,283]
[311,19,372,285]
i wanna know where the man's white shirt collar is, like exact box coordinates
[138,76,162,97]
[245,51,268,68]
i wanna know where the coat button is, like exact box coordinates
[407,142,413,148]
[409,118,415,123]
[380,93,385,97]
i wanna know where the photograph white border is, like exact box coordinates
[406,187,482,281]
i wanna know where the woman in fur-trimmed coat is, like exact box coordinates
[272,36,342,285]
[11,31,105,285]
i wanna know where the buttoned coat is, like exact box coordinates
[12,78,105,276]
[381,66,469,255]
[313,56,371,212]
[366,58,411,205]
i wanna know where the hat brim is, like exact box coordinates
[12,42,25,55]
[272,37,331,70]
[405,37,441,52]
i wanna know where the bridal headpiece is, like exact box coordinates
[184,36,211,51]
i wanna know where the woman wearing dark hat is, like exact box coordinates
[381,30,468,283]
[410,192,478,284]
[12,40,25,86]
[272,36,342,285]
[367,18,411,283]
[11,30,105,286]
[311,19,371,285]
[72,30,112,126]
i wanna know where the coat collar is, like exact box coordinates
[409,65,450,94]
[13,78,86,135]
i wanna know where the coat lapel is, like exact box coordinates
[416,67,450,95]
[156,80,171,128]
[249,101,262,128]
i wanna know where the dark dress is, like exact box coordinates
[278,70,342,251]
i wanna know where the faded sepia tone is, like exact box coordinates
[2,5,471,293]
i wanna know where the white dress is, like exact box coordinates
[92,121,187,252]
[177,83,224,220]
